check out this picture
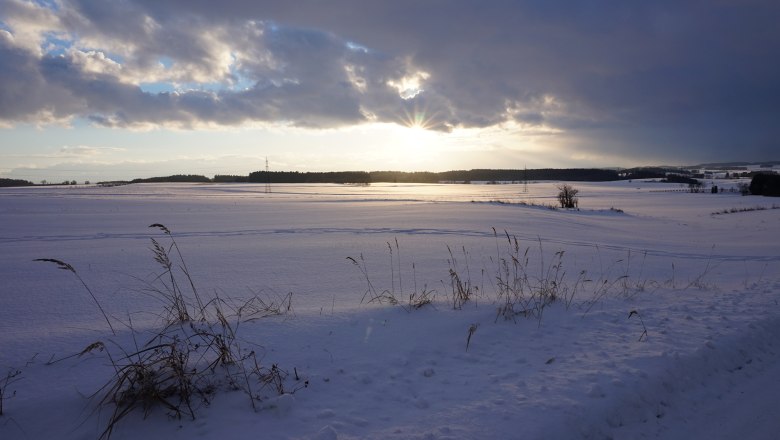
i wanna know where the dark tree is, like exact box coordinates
[557,184,579,208]
[749,173,780,197]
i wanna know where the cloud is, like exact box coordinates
[1,0,779,162]
[58,145,125,157]
[0,145,126,163]
[1,154,284,182]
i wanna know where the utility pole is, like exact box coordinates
[523,166,528,193]
[265,156,271,194]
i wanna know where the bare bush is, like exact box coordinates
[557,184,579,208]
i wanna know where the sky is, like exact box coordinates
[1,0,779,182]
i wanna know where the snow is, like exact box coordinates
[1,181,778,439]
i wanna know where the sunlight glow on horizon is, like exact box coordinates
[1,117,569,182]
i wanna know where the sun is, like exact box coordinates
[397,104,438,131]
[353,100,454,169]
[402,110,430,130]
[398,124,434,147]
[387,119,443,169]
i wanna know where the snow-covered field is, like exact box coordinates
[1,180,779,439]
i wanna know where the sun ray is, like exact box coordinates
[397,100,442,131]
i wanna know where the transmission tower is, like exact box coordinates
[265,156,271,194]
[523,166,528,193]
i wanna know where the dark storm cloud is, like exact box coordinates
[1,0,779,161]
[153,0,779,161]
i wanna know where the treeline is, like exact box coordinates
[660,174,700,185]
[21,167,774,188]
[108,168,682,185]
[248,171,372,184]
[213,175,250,183]
[248,168,626,184]
[0,178,34,187]
[440,168,620,182]
[130,174,212,184]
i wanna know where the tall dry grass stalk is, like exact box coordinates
[34,258,116,335]
[348,239,435,311]
[0,367,23,416]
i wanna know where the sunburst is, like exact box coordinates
[397,101,441,131]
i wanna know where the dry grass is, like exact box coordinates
[0,368,23,416]
[347,229,676,332]
[34,258,117,335]
[146,223,206,323]
[471,199,559,210]
[403,262,435,312]
[446,245,477,310]
[490,230,581,324]
[38,224,302,439]
[465,323,479,352]
[348,239,437,311]
[348,254,399,305]
[711,204,780,215]
[628,310,649,342]
[349,230,592,321]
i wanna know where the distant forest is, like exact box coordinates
[172,167,776,186]
[1,169,664,187]
[130,174,212,184]
[247,168,654,184]
[4,168,780,197]
[0,178,34,187]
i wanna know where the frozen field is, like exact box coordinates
[1,180,779,439]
